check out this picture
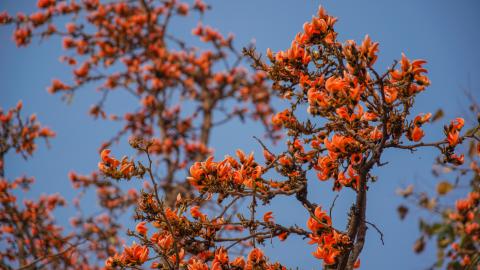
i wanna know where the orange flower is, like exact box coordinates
[74,62,90,78]
[416,113,432,124]
[187,259,208,270]
[151,232,173,250]
[325,76,347,93]
[169,248,185,264]
[230,257,246,268]
[266,48,274,60]
[307,207,331,232]
[461,255,471,267]
[216,160,232,180]
[98,149,122,175]
[271,109,293,126]
[65,22,76,33]
[465,223,479,234]
[97,162,108,173]
[37,0,56,9]
[235,168,250,187]
[48,79,71,93]
[447,130,459,146]
[324,134,349,154]
[247,248,264,264]
[411,126,424,142]
[370,127,382,141]
[391,53,430,91]
[335,107,350,120]
[30,12,48,26]
[190,206,206,220]
[337,172,350,187]
[263,211,274,224]
[384,86,398,104]
[163,207,178,221]
[38,127,56,137]
[188,162,206,190]
[192,22,203,36]
[177,3,190,16]
[323,249,340,265]
[278,155,293,167]
[362,112,378,122]
[211,262,222,270]
[123,243,149,264]
[315,156,335,181]
[451,117,464,130]
[214,248,229,264]
[312,246,339,265]
[456,198,471,212]
[307,88,329,109]
[449,154,464,165]
[119,162,134,177]
[348,166,360,190]
[13,27,31,46]
[360,35,379,65]
[278,231,288,241]
[100,149,119,167]
[135,221,147,236]
[189,162,204,180]
[105,253,122,268]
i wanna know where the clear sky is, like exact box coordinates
[1,1,480,269]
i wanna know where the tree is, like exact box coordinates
[1,1,479,270]
[1,0,275,268]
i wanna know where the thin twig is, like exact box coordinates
[329,194,340,217]
[365,220,385,245]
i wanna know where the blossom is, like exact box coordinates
[263,211,274,224]
[411,126,424,142]
[37,0,56,9]
[312,246,339,265]
[447,130,459,146]
[151,232,173,250]
[247,248,265,264]
[213,248,229,265]
[135,221,147,236]
[122,243,149,264]
[307,207,331,232]
[384,86,398,104]
[451,117,464,130]
[187,259,208,270]
[190,206,206,221]
[13,27,31,46]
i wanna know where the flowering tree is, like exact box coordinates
[0,102,78,269]
[1,1,479,270]
[1,0,275,269]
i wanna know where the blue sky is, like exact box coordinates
[1,1,480,269]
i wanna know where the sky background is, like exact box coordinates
[1,0,480,269]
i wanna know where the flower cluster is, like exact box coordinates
[98,149,145,180]
[0,101,55,159]
[307,207,353,266]
[0,103,81,269]
[188,150,265,193]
